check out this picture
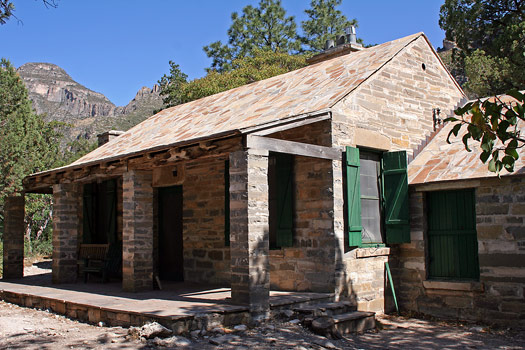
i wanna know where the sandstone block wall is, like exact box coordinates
[331,36,464,156]
[182,155,231,284]
[395,176,525,325]
[329,36,465,312]
[267,121,340,293]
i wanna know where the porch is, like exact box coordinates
[0,271,333,334]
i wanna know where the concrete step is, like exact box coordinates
[293,301,357,317]
[307,311,376,337]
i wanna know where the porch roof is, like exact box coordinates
[31,32,432,178]
[408,93,525,185]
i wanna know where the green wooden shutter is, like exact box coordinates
[276,153,293,247]
[383,151,410,244]
[82,183,94,244]
[224,159,230,246]
[345,146,362,246]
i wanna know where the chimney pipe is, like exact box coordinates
[325,39,335,50]
[346,26,357,45]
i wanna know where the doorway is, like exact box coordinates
[158,185,184,281]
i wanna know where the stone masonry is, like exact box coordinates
[52,183,80,284]
[328,35,464,312]
[395,176,525,326]
[122,170,154,292]
[229,149,270,323]
[267,121,339,294]
[3,195,25,279]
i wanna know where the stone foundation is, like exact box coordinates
[395,176,525,326]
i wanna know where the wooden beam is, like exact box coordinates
[246,135,342,160]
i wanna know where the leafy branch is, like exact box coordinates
[445,89,525,173]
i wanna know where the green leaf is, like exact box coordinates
[480,151,490,163]
[444,116,458,122]
[488,158,496,172]
[462,133,472,152]
[506,89,525,103]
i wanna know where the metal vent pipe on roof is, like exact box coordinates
[346,26,357,44]
[325,39,335,50]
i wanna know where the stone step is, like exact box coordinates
[293,301,357,317]
[308,311,376,337]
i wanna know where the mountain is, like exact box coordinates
[17,62,164,143]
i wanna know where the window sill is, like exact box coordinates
[423,280,484,292]
[356,247,390,258]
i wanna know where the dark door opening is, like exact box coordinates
[158,185,184,281]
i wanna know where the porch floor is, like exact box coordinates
[0,272,333,332]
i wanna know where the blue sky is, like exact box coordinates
[3,1,445,106]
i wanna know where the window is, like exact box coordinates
[345,146,410,247]
[268,152,294,249]
[427,189,479,280]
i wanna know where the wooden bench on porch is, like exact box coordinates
[77,243,110,283]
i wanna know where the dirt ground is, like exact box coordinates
[0,262,523,350]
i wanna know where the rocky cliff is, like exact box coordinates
[17,62,164,142]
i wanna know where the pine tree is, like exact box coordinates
[301,0,358,52]
[203,0,300,72]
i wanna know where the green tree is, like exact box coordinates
[0,58,63,249]
[159,49,308,107]
[158,61,188,109]
[203,0,300,72]
[300,0,358,52]
[446,89,524,173]
[439,0,525,96]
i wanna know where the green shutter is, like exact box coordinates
[345,146,362,246]
[83,183,94,244]
[276,153,293,247]
[427,189,479,280]
[224,159,230,246]
[383,151,410,244]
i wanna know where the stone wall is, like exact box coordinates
[182,155,231,285]
[395,176,525,326]
[331,35,464,156]
[267,121,340,293]
[329,35,465,313]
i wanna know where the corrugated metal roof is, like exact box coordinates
[69,32,424,168]
[409,94,525,184]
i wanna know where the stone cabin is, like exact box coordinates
[5,32,492,323]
